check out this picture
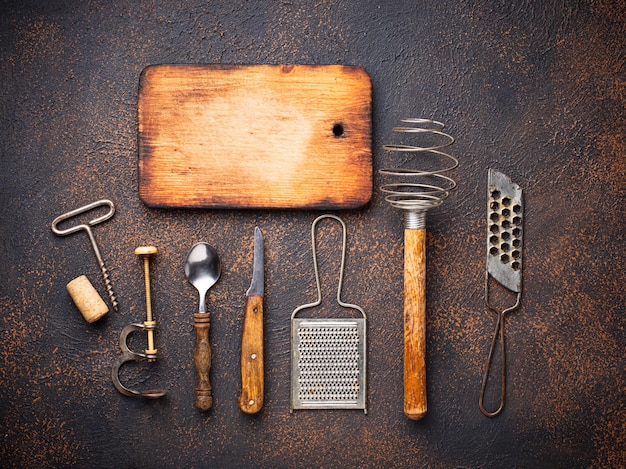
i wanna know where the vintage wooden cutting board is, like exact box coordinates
[138,64,372,209]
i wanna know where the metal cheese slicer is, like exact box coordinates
[290,215,367,413]
[479,169,524,417]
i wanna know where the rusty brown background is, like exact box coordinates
[1,1,624,467]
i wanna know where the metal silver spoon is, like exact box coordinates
[185,242,221,411]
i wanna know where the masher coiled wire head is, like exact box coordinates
[380,118,458,229]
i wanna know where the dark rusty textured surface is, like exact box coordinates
[1,1,624,467]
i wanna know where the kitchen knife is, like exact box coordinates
[238,226,264,413]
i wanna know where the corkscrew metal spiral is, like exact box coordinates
[379,118,457,420]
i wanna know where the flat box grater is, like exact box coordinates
[486,169,523,293]
[290,215,367,413]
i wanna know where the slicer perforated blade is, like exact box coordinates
[487,169,523,293]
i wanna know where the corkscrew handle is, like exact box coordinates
[404,227,427,420]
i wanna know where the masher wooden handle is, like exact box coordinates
[404,228,427,420]
[194,313,212,411]
[238,294,264,414]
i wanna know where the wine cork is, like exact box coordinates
[67,275,109,323]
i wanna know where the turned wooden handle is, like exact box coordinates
[404,228,427,420]
[194,313,212,411]
[238,294,264,414]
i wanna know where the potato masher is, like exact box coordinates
[379,118,457,420]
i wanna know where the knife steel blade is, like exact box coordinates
[246,227,264,296]
[239,226,264,413]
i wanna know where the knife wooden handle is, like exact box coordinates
[194,313,212,411]
[238,294,264,414]
[404,228,427,420]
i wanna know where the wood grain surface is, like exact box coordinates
[238,294,264,414]
[403,228,427,420]
[1,1,624,468]
[193,313,213,410]
[138,64,372,209]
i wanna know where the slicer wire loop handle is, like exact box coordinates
[291,214,366,320]
[479,276,521,417]
[479,312,505,417]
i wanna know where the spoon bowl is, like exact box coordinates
[185,243,221,313]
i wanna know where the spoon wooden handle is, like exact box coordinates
[194,313,212,410]
[404,228,427,420]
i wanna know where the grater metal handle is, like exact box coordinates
[291,215,366,321]
[404,228,427,420]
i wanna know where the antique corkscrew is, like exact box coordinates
[111,246,166,399]
[51,199,118,311]
[380,118,457,420]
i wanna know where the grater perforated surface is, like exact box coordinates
[291,318,366,411]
